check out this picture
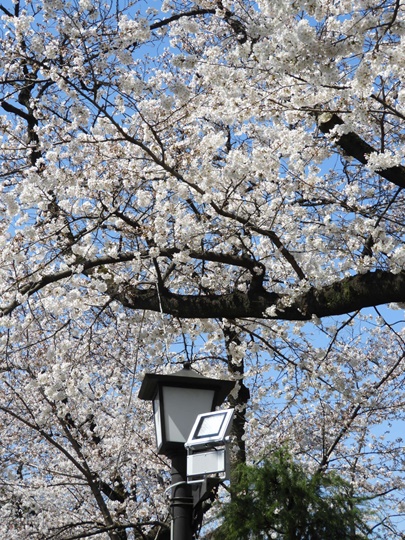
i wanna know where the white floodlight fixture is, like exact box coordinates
[185,409,234,451]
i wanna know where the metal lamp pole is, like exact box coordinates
[170,453,193,540]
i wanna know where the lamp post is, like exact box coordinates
[138,363,235,540]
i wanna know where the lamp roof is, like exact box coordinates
[138,363,235,407]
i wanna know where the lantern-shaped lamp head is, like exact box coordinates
[138,364,235,457]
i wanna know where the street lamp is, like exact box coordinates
[138,363,235,540]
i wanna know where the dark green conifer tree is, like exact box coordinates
[214,448,371,540]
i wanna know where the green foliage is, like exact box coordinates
[214,449,370,540]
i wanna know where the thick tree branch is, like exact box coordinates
[317,113,405,189]
[117,270,405,320]
[149,9,215,31]
[223,323,250,468]
[3,249,405,320]
[0,248,265,316]
[1,100,32,122]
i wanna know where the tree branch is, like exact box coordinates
[149,9,215,31]
[317,112,405,189]
[0,248,265,316]
[2,249,405,321]
[117,269,405,320]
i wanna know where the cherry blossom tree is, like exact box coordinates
[1,0,405,537]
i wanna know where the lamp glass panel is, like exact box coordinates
[162,386,215,443]
[195,412,226,438]
[153,395,162,449]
